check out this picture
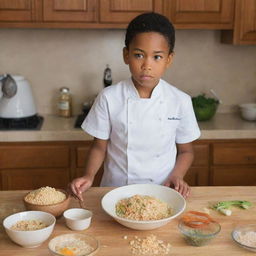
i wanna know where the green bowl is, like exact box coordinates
[193,103,218,121]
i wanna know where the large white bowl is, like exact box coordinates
[3,211,56,248]
[101,184,186,230]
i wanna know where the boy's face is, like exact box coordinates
[123,32,173,93]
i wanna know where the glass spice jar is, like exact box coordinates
[58,87,72,117]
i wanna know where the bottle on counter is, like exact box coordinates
[58,87,72,117]
[103,64,112,87]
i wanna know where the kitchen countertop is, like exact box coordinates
[0,112,256,142]
[1,186,256,255]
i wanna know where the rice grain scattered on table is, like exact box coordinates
[129,234,171,255]
[24,186,66,205]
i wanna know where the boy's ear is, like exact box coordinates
[123,47,129,65]
[167,52,175,67]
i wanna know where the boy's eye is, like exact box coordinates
[154,55,163,60]
[134,53,143,59]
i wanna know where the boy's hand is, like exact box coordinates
[68,176,93,201]
[163,175,190,199]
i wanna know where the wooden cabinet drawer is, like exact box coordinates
[163,0,234,29]
[0,0,36,22]
[0,145,70,168]
[99,0,162,23]
[192,144,209,166]
[211,167,256,186]
[43,0,98,22]
[76,145,90,167]
[185,167,208,186]
[1,168,70,190]
[213,143,256,165]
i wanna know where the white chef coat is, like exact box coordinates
[82,78,201,186]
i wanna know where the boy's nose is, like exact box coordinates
[142,62,152,71]
[141,57,152,71]
[142,66,152,71]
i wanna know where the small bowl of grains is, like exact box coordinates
[232,224,256,252]
[23,186,71,217]
[3,210,56,248]
[48,233,99,256]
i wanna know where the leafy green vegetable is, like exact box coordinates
[192,94,219,121]
[192,94,219,108]
[212,200,252,215]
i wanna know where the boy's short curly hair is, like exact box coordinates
[125,12,175,53]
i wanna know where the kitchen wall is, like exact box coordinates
[0,28,256,115]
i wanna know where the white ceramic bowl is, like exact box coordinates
[3,210,56,248]
[63,208,92,231]
[101,184,186,230]
[239,103,256,121]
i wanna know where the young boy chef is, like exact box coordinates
[70,12,201,200]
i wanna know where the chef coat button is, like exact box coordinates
[156,154,160,158]
[159,118,162,121]
[129,121,132,125]
[160,101,163,104]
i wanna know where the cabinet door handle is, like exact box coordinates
[246,156,255,162]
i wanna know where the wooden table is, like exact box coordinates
[1,187,256,255]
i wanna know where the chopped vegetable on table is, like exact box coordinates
[212,200,252,216]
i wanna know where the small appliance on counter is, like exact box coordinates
[103,64,112,88]
[0,74,43,130]
[74,102,91,128]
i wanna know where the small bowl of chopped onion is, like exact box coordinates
[232,224,256,252]
[3,210,56,248]
[101,184,186,230]
[48,233,99,256]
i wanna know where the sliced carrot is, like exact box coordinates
[181,211,216,228]
[187,211,215,222]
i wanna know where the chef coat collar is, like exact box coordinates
[127,77,163,99]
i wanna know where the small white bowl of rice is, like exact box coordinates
[3,210,56,248]
[101,184,186,230]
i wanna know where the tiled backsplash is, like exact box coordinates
[0,29,255,115]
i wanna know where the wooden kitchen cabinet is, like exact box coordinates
[162,0,235,29]
[184,142,209,186]
[43,0,98,23]
[221,0,256,45]
[99,0,162,23]
[210,140,256,185]
[0,0,39,22]
[211,166,256,186]
[0,0,255,45]
[0,142,71,190]
[75,142,104,186]
[1,139,256,190]
[1,168,70,190]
